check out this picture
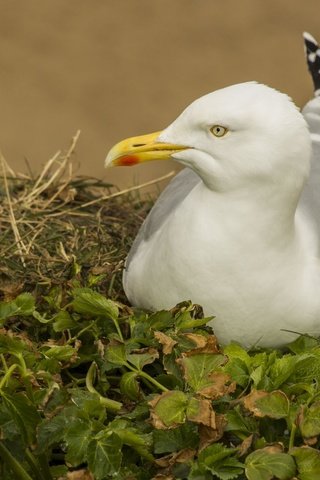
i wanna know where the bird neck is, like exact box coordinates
[194,180,300,248]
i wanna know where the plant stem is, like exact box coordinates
[112,316,124,341]
[289,423,297,450]
[0,354,8,372]
[86,362,122,412]
[0,363,19,390]
[0,441,33,480]
[25,448,48,480]
[125,363,168,393]
[66,321,95,344]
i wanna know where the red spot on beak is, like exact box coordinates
[118,155,139,166]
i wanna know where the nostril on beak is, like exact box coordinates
[132,143,146,147]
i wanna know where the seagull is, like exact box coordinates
[105,35,320,348]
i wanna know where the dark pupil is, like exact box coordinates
[216,127,221,132]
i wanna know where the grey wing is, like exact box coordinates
[299,32,320,240]
[125,167,201,267]
[300,97,320,240]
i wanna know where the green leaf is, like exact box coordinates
[105,342,127,367]
[127,348,158,370]
[178,353,226,392]
[14,293,35,316]
[87,431,122,479]
[0,441,33,480]
[287,335,319,354]
[223,343,251,367]
[298,402,320,437]
[2,392,41,445]
[70,390,106,420]
[53,310,78,331]
[120,372,140,400]
[163,350,184,380]
[65,418,92,466]
[291,446,320,480]
[0,293,35,323]
[149,391,188,428]
[245,449,296,480]
[0,333,31,354]
[224,357,249,387]
[290,354,320,383]
[115,428,153,461]
[196,443,244,480]
[0,301,20,322]
[148,310,174,330]
[32,310,52,324]
[153,423,199,454]
[225,406,257,436]
[41,345,77,361]
[269,355,298,389]
[254,391,290,419]
[37,414,68,452]
[72,288,119,319]
[175,311,212,330]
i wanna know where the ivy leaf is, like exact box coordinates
[245,448,296,480]
[291,446,320,479]
[69,390,106,421]
[105,341,127,367]
[115,428,153,461]
[65,418,92,466]
[2,392,41,445]
[149,391,188,429]
[87,431,122,479]
[72,288,119,319]
[148,310,175,330]
[0,293,35,321]
[41,344,78,362]
[53,310,78,331]
[177,353,226,393]
[269,355,298,389]
[0,301,20,322]
[127,348,159,370]
[193,443,244,480]
[37,413,68,452]
[223,343,251,367]
[153,423,199,454]
[298,402,320,438]
[224,358,250,387]
[186,396,216,428]
[287,335,319,354]
[290,354,320,383]
[243,390,289,419]
[14,293,35,316]
[175,311,213,331]
[225,406,257,436]
[119,372,140,400]
[0,332,32,354]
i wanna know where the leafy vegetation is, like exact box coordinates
[1,142,320,479]
[1,290,320,479]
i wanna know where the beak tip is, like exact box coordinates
[104,154,113,168]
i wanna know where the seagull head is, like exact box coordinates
[106,82,311,193]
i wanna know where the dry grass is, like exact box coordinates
[0,132,174,302]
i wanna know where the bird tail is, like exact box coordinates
[303,32,320,97]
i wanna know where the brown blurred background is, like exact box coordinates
[0,0,319,188]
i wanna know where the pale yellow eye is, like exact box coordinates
[210,125,228,137]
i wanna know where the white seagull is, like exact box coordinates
[105,36,320,348]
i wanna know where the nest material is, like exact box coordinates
[0,131,173,301]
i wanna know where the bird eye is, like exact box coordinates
[210,125,228,137]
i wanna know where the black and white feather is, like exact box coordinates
[304,31,320,96]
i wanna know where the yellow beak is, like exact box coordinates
[105,131,188,167]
